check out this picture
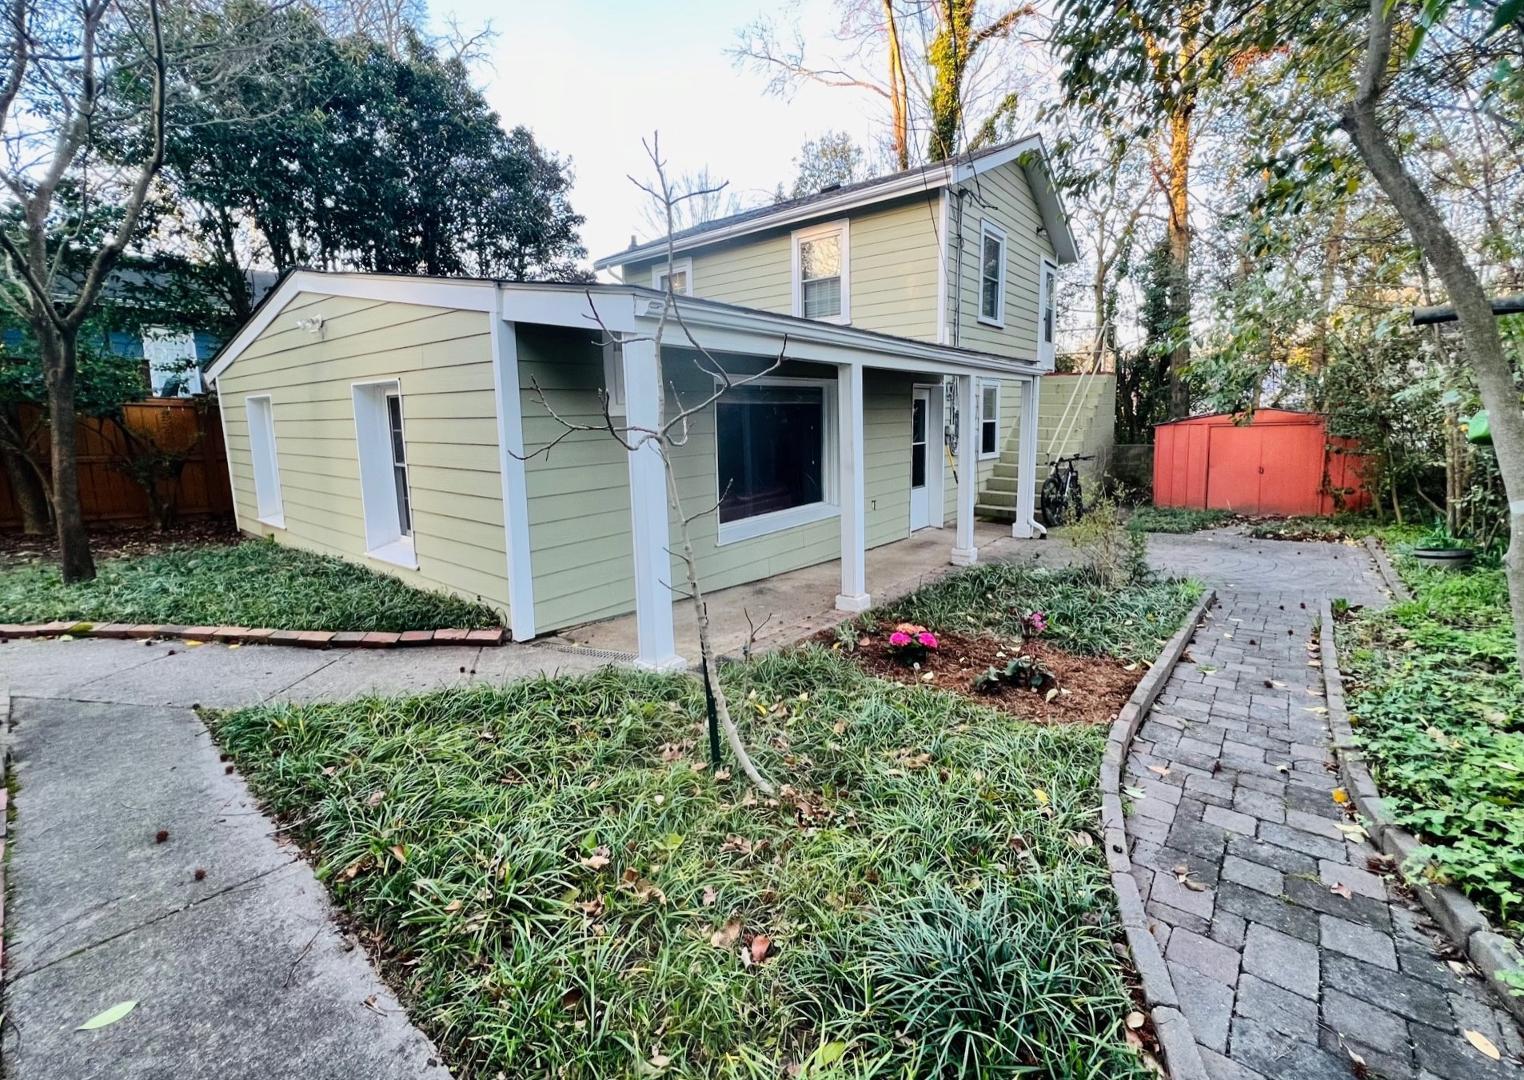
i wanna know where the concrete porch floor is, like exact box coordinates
[551,521,1055,664]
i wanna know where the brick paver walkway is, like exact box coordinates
[1127,531,1523,1080]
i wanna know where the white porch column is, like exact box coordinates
[621,337,685,672]
[835,361,870,612]
[1013,373,1041,538]
[951,373,979,565]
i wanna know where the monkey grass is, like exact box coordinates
[209,648,1150,1079]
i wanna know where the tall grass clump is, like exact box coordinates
[209,649,1150,1079]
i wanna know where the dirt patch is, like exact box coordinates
[0,516,239,565]
[819,627,1145,726]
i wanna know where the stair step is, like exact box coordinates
[976,503,1017,523]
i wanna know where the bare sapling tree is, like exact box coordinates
[0,0,169,580]
[1339,0,1524,673]
[519,136,781,794]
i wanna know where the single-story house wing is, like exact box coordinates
[206,270,1046,670]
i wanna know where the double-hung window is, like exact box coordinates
[244,395,284,527]
[978,380,1000,459]
[715,379,838,543]
[979,221,1006,327]
[352,380,416,567]
[650,258,692,295]
[1039,257,1058,367]
[792,221,849,323]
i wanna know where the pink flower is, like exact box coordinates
[917,631,939,649]
[889,631,912,647]
[1027,611,1047,634]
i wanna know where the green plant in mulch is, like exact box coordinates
[1125,506,1235,534]
[1338,559,1523,937]
[0,539,500,632]
[207,649,1152,1080]
[881,560,1202,664]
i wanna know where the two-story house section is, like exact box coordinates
[594,135,1081,530]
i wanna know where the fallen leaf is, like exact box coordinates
[648,1052,671,1070]
[749,934,773,964]
[701,885,717,906]
[1031,787,1050,808]
[444,898,463,913]
[580,846,612,871]
[710,919,743,949]
[388,843,407,864]
[76,1001,137,1031]
[1463,1030,1501,1061]
[1182,878,1209,892]
[816,1041,846,1066]
[1332,788,1350,805]
[1068,831,1095,849]
[1124,662,1139,672]
[366,789,385,807]
[1329,883,1353,900]
[577,896,605,917]
[1148,765,1171,777]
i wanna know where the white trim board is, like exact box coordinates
[491,316,537,640]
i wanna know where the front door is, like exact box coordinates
[910,388,932,530]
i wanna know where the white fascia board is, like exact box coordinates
[954,135,1079,266]
[498,284,640,334]
[594,166,957,270]
[206,270,499,382]
[636,302,1042,380]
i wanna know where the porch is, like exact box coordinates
[549,521,1047,663]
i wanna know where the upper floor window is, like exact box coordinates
[792,220,850,324]
[979,222,1006,327]
[1039,257,1058,366]
[651,258,692,295]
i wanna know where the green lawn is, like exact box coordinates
[207,558,1198,1078]
[0,539,500,632]
[1125,506,1235,534]
[1338,556,1523,938]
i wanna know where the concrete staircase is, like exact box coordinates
[977,374,1115,524]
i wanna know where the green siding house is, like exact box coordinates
[207,137,1078,671]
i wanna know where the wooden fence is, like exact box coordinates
[0,398,232,529]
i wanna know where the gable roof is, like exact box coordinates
[593,135,1078,270]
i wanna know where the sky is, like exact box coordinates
[435,0,887,272]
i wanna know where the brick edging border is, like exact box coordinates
[1361,535,1411,602]
[1319,597,1524,1026]
[0,622,508,650]
[1100,587,1218,1080]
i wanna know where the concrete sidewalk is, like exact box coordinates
[0,639,606,1080]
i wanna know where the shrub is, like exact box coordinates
[1069,494,1148,589]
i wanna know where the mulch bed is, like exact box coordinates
[0,516,239,564]
[818,626,1145,726]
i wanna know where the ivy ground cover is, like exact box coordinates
[0,538,500,632]
[1337,558,1524,938]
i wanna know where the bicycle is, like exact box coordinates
[1041,453,1093,527]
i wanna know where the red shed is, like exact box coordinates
[1153,410,1371,516]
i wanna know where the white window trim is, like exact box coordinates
[791,219,851,325]
[1038,255,1059,369]
[714,375,840,546]
[351,379,418,570]
[602,339,626,417]
[649,257,693,295]
[977,378,1001,460]
[977,220,1007,328]
[244,394,285,528]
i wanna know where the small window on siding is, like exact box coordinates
[792,221,850,323]
[979,222,1006,327]
[245,395,283,527]
[978,381,1000,459]
[1039,257,1058,366]
[651,259,692,295]
[352,380,416,568]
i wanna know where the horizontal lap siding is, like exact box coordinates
[519,332,923,632]
[217,291,509,615]
[948,162,1055,360]
[617,198,940,343]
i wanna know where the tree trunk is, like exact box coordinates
[0,440,49,534]
[882,0,910,171]
[1164,98,1193,419]
[1341,0,1524,673]
[39,326,96,582]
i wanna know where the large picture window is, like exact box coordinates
[716,381,836,542]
